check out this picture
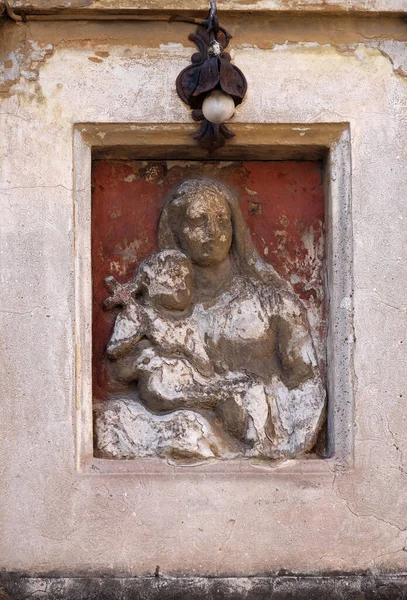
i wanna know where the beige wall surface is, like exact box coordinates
[0,6,407,576]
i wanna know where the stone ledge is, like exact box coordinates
[1,574,407,599]
[3,0,407,20]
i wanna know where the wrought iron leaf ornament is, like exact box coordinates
[176,2,247,152]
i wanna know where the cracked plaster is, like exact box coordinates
[0,16,406,577]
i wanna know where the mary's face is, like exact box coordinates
[178,192,233,267]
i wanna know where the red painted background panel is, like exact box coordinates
[92,160,325,401]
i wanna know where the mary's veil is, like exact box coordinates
[157,178,291,293]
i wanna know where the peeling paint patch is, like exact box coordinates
[124,174,137,182]
[248,201,263,215]
[0,40,53,93]
[159,43,184,50]
[377,40,407,78]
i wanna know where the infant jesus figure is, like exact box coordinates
[103,249,267,445]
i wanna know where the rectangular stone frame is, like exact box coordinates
[73,122,353,475]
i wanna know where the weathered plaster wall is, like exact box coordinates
[0,10,406,577]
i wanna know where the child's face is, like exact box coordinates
[148,258,193,311]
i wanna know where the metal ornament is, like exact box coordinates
[176,2,247,152]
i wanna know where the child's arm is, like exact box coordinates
[106,302,149,360]
[103,276,149,360]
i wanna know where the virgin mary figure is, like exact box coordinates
[95,179,325,463]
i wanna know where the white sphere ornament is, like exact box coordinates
[202,90,235,124]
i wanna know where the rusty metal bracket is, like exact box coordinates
[175,1,247,152]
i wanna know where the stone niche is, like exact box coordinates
[74,123,352,474]
[92,158,327,463]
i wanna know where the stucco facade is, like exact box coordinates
[1,1,407,595]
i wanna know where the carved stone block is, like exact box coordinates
[93,173,326,462]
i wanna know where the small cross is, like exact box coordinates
[103,275,138,311]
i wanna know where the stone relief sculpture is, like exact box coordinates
[94,179,326,462]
